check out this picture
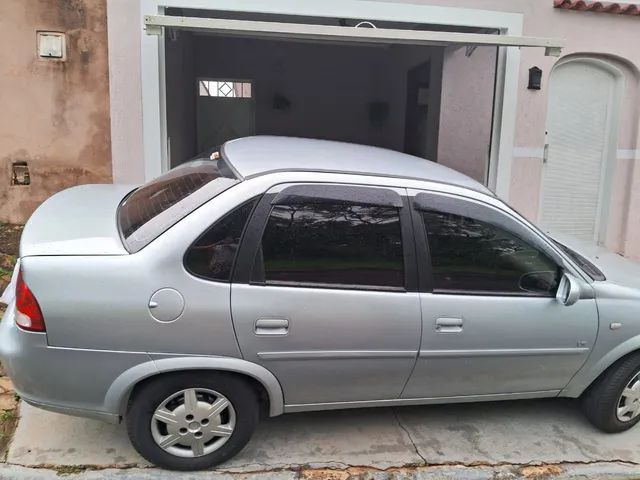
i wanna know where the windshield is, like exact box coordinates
[551,239,606,281]
[118,157,239,252]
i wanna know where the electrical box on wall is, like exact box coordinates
[37,32,65,59]
[11,161,30,186]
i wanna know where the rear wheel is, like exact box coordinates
[582,353,640,433]
[126,372,259,470]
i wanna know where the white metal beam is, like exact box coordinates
[144,15,563,56]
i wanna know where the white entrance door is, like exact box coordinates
[540,59,619,242]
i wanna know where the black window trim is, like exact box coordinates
[411,191,564,297]
[183,196,259,283]
[232,183,418,293]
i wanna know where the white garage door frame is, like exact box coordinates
[137,0,560,199]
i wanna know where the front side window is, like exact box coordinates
[256,203,404,289]
[185,199,257,282]
[422,210,560,295]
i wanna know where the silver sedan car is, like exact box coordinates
[2,136,640,471]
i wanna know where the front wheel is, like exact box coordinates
[582,353,640,433]
[126,372,259,470]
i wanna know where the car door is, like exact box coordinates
[402,189,599,399]
[231,183,421,406]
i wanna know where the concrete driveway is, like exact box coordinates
[5,397,640,478]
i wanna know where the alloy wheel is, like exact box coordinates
[150,388,236,458]
[617,371,640,422]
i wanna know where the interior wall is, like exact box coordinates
[166,34,440,166]
[437,45,498,184]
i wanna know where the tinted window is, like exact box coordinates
[422,211,559,294]
[258,203,404,289]
[185,199,257,281]
[118,158,239,252]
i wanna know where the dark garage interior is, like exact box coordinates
[164,12,497,184]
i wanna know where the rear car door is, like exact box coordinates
[402,190,599,399]
[231,183,421,407]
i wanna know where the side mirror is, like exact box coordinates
[556,272,581,306]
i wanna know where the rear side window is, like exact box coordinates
[255,203,404,289]
[422,210,560,295]
[185,199,257,282]
[118,159,239,252]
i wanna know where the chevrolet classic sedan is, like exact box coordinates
[2,136,640,471]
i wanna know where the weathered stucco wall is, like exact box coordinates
[0,0,112,224]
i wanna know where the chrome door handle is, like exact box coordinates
[255,318,289,335]
[435,317,463,333]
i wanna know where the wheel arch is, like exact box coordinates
[104,356,285,418]
[562,335,640,397]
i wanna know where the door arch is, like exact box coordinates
[540,57,623,243]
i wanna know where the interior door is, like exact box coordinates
[231,183,421,406]
[402,190,599,399]
[196,79,255,152]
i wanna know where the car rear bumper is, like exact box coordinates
[0,302,150,423]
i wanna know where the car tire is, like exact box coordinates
[582,352,640,433]
[126,371,259,471]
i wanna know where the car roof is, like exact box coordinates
[222,136,493,195]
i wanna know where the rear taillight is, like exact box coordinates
[15,270,46,332]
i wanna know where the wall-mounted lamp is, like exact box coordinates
[528,66,542,90]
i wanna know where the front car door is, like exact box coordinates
[402,189,599,399]
[231,183,422,407]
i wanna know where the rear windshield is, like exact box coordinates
[118,158,239,252]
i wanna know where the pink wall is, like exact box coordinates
[514,9,640,258]
[437,45,497,184]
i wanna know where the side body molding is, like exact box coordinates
[104,355,285,417]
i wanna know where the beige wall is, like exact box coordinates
[0,0,112,224]
[107,0,143,184]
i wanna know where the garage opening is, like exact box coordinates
[157,9,546,186]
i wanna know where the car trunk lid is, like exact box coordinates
[20,184,137,257]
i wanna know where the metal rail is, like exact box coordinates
[144,15,563,56]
